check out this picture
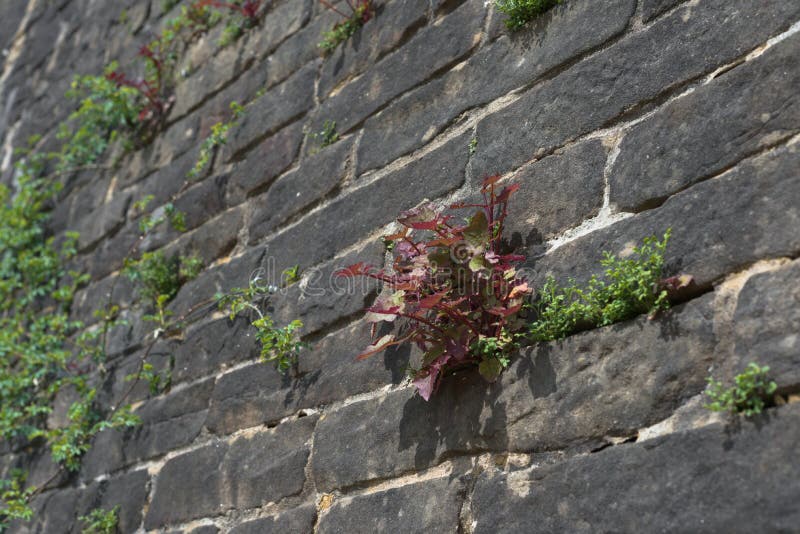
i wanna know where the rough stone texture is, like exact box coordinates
[471,403,800,533]
[145,416,316,529]
[528,142,800,289]
[472,0,800,179]
[229,504,316,534]
[4,0,799,531]
[611,31,800,211]
[317,476,465,533]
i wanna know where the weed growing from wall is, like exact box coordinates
[495,0,562,31]
[309,120,340,153]
[337,176,531,399]
[188,101,245,179]
[706,363,777,417]
[529,230,694,342]
[318,0,375,53]
[79,506,119,534]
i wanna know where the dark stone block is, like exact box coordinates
[258,131,470,276]
[528,142,800,291]
[470,403,800,533]
[145,417,316,529]
[249,137,354,241]
[731,259,800,386]
[230,504,316,534]
[224,121,304,206]
[357,0,634,173]
[317,476,464,533]
[472,0,800,179]
[314,0,485,134]
[611,32,800,211]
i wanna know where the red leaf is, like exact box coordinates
[481,175,503,190]
[496,183,520,203]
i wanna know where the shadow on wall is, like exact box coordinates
[396,345,558,470]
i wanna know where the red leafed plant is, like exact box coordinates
[335,176,531,400]
[204,0,263,24]
[106,44,174,133]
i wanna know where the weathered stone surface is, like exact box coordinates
[312,294,716,491]
[357,0,634,173]
[641,0,686,22]
[225,63,317,160]
[145,417,316,529]
[258,131,470,276]
[267,239,383,335]
[317,476,464,533]
[168,246,264,319]
[230,504,316,534]
[224,121,304,205]
[472,0,800,179]
[504,139,606,247]
[144,441,228,529]
[611,32,800,211]
[529,142,800,290]
[79,470,149,533]
[730,259,800,386]
[172,316,260,385]
[314,0,485,134]
[471,403,800,533]
[74,192,131,252]
[249,137,353,241]
[162,206,243,266]
[317,0,429,100]
[205,319,410,435]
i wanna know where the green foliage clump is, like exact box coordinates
[495,0,562,31]
[188,101,245,179]
[318,1,374,53]
[58,64,141,170]
[309,120,339,152]
[79,506,119,534]
[217,276,306,372]
[706,363,777,417]
[530,230,673,342]
[0,471,35,526]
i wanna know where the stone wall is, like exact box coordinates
[1,0,799,532]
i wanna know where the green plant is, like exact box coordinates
[706,363,777,417]
[0,158,141,529]
[162,0,181,13]
[468,137,478,155]
[528,230,692,342]
[79,506,119,534]
[318,0,374,53]
[58,64,142,170]
[217,276,306,372]
[188,101,245,179]
[282,264,301,285]
[336,176,530,399]
[310,120,340,151]
[495,0,562,31]
[0,471,35,527]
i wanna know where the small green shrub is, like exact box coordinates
[188,101,245,179]
[529,230,681,341]
[217,276,306,372]
[318,0,374,53]
[309,120,339,151]
[0,471,35,527]
[79,506,119,534]
[495,0,561,31]
[706,363,777,417]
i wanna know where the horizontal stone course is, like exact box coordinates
[528,141,800,290]
[229,504,316,534]
[317,475,465,533]
[610,31,800,211]
[472,0,800,179]
[357,0,634,174]
[145,415,317,529]
[470,403,800,533]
